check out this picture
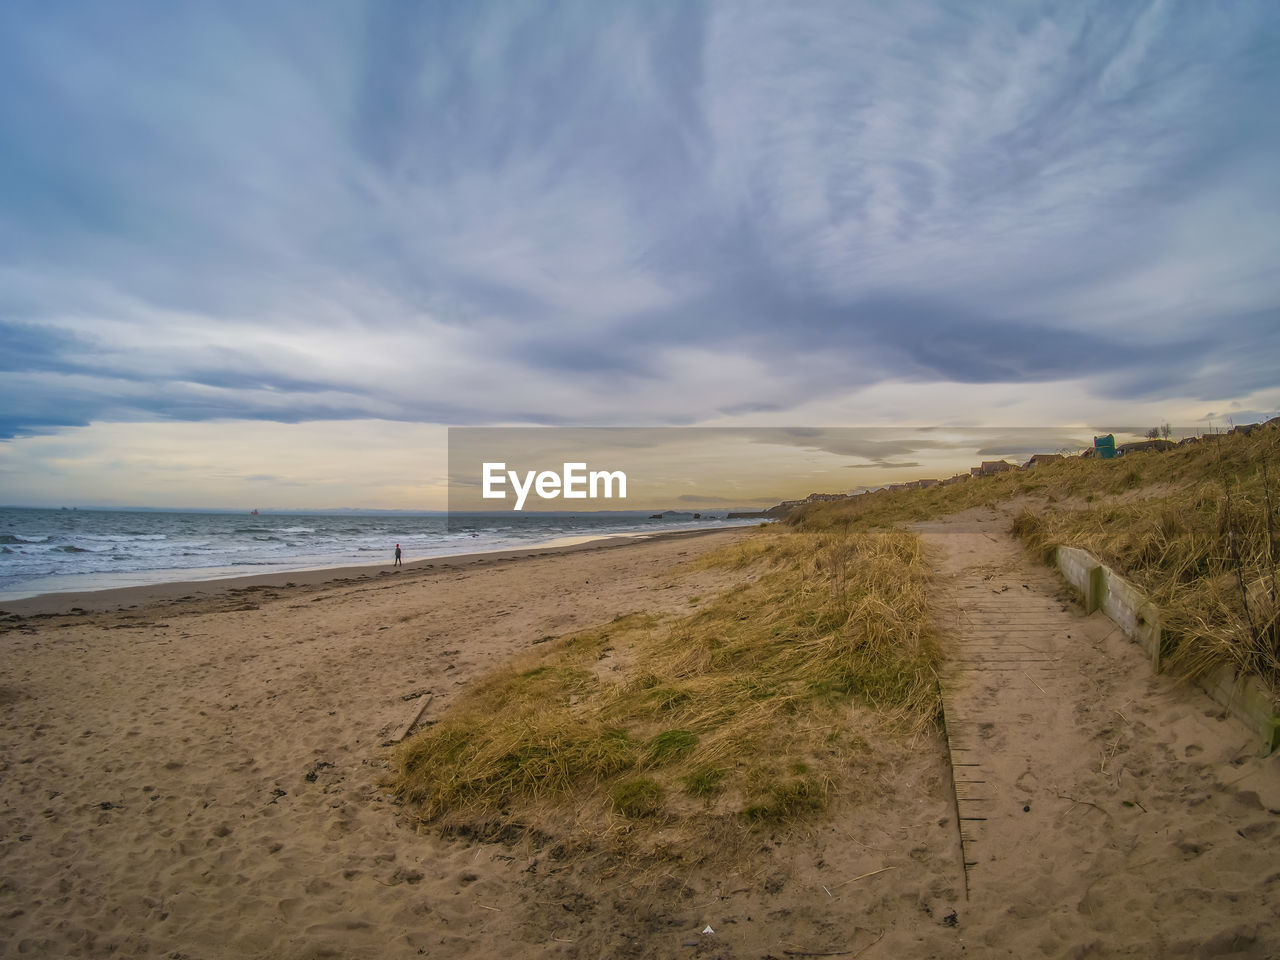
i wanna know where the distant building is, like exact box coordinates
[766,491,851,514]
[971,460,1017,477]
[1023,453,1063,469]
[1117,439,1176,456]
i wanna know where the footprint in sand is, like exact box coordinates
[1236,821,1275,841]
[1015,769,1038,795]
[1184,744,1204,758]
[1174,839,1209,858]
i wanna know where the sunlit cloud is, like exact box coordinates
[0,421,447,509]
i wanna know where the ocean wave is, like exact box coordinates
[78,533,167,542]
[0,508,744,597]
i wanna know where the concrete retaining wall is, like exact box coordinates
[1053,545,1280,756]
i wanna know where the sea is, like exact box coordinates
[0,507,764,602]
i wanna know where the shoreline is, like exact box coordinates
[0,525,744,617]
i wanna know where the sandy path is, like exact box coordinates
[915,510,1280,957]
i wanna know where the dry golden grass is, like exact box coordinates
[389,530,940,849]
[1011,446,1280,686]
[797,423,1280,691]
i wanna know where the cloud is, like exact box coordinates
[0,321,94,375]
[0,419,448,509]
[0,0,1275,453]
[675,494,776,505]
[744,426,1101,466]
[847,461,921,470]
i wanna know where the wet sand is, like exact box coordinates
[0,528,726,616]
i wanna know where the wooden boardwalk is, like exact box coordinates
[920,527,1102,900]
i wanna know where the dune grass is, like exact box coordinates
[1009,431,1280,686]
[794,424,1280,691]
[389,530,940,845]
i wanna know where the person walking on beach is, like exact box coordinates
[394,543,402,566]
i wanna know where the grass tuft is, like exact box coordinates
[741,768,830,824]
[611,778,665,818]
[644,729,698,766]
[682,765,727,797]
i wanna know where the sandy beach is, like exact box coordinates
[1,519,1278,959]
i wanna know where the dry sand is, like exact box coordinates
[1,520,1277,959]
[915,510,1280,958]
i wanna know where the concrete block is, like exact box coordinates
[1095,565,1162,672]
[1266,717,1280,755]
[1088,565,1105,615]
[1055,547,1098,604]
[1051,543,1278,754]
[1198,664,1280,756]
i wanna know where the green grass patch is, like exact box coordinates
[682,765,727,797]
[611,778,665,818]
[644,729,698,766]
[741,768,829,824]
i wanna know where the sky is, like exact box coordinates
[1,0,1278,509]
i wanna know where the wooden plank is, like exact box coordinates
[383,692,434,745]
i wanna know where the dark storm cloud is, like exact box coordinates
[0,322,92,374]
[1093,308,1280,402]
